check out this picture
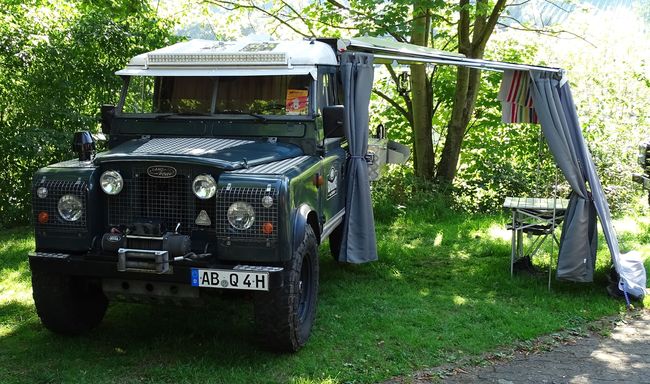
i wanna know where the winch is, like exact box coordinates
[101,231,191,257]
[101,221,192,274]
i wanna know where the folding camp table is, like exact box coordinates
[503,197,570,280]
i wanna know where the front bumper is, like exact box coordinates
[28,252,284,290]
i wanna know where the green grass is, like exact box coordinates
[1,208,649,384]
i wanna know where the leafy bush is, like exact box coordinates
[372,165,455,222]
[0,2,177,228]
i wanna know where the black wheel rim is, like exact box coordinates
[297,253,312,323]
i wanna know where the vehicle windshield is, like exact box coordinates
[121,75,313,117]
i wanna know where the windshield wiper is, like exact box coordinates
[154,112,212,119]
[216,109,267,123]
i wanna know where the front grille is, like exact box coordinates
[216,187,278,241]
[107,166,215,235]
[33,179,88,232]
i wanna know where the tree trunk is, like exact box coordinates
[411,64,434,178]
[435,0,506,184]
[410,4,434,179]
[436,66,482,183]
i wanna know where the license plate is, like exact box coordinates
[191,268,269,291]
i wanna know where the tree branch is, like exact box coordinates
[324,0,406,42]
[279,0,317,37]
[474,0,507,55]
[542,0,572,14]
[472,0,488,49]
[373,89,412,125]
[205,0,312,37]
[458,0,471,54]
[496,19,596,47]
[505,0,532,7]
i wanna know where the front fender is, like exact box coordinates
[291,204,318,254]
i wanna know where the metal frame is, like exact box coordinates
[504,197,570,287]
[339,37,564,75]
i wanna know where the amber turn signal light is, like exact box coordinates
[262,222,273,234]
[314,174,324,187]
[38,211,49,224]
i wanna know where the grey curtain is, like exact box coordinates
[569,88,647,296]
[529,71,597,282]
[339,52,378,263]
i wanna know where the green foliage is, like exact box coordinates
[491,8,650,214]
[453,38,562,212]
[0,1,177,228]
[371,165,454,222]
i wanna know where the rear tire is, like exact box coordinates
[31,270,108,335]
[329,221,343,262]
[254,225,319,352]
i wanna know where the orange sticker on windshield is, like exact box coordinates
[286,89,308,115]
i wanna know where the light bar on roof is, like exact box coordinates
[147,52,288,66]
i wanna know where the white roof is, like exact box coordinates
[116,39,337,77]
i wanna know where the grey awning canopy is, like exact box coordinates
[338,36,563,74]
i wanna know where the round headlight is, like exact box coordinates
[100,170,123,195]
[192,174,217,199]
[227,201,255,230]
[57,194,83,222]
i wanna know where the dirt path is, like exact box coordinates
[385,310,650,384]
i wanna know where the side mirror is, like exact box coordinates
[72,131,96,162]
[100,104,115,134]
[323,105,345,138]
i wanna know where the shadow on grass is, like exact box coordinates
[0,297,293,383]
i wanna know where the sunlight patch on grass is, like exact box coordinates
[391,268,403,279]
[449,249,470,260]
[434,232,443,246]
[403,237,424,250]
[292,377,340,384]
[419,288,430,297]
[0,303,33,337]
[0,270,32,304]
[452,295,467,306]
[486,223,511,242]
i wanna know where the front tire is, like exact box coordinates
[254,225,319,352]
[31,270,108,335]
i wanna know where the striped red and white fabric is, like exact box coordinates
[498,70,538,124]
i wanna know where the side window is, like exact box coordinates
[122,76,155,113]
[318,73,336,114]
[334,72,343,105]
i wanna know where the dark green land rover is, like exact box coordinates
[29,34,644,354]
[28,39,359,352]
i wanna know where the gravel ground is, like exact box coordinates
[383,309,650,384]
